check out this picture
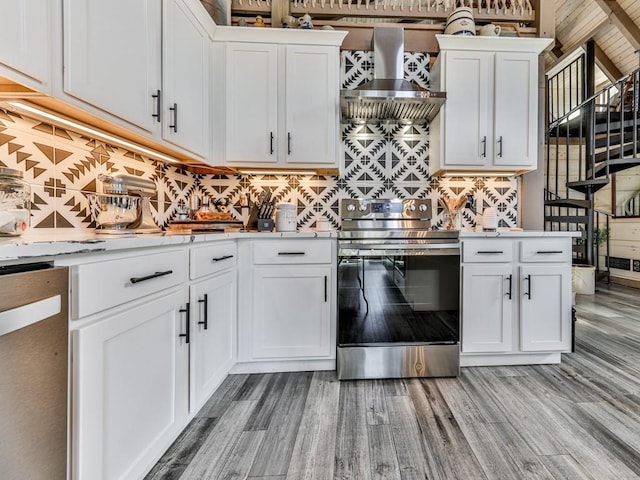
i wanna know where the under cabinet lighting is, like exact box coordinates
[236,169,317,176]
[440,171,517,177]
[4,101,181,164]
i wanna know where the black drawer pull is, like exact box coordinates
[477,251,504,254]
[506,274,512,300]
[198,294,208,330]
[481,136,487,157]
[129,270,173,284]
[212,255,234,262]
[497,136,503,157]
[536,250,563,254]
[169,103,178,132]
[524,275,532,300]
[278,252,306,256]
[179,302,190,344]
[288,132,292,155]
[270,132,274,155]
[324,275,327,303]
[152,90,161,122]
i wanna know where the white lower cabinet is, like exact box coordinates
[520,264,572,351]
[461,236,573,366]
[73,288,189,480]
[235,238,336,372]
[461,264,513,353]
[251,266,332,359]
[189,269,236,412]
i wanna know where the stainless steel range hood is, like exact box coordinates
[341,27,446,124]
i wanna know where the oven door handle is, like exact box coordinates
[341,247,460,257]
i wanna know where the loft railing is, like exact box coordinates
[547,53,585,125]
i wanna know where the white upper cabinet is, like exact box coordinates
[225,43,279,165]
[429,35,552,176]
[285,45,338,165]
[493,52,539,168]
[63,0,162,134]
[216,28,347,171]
[0,0,52,93]
[162,0,211,158]
[63,0,214,160]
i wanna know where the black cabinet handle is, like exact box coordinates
[481,136,487,157]
[324,275,327,303]
[278,252,306,256]
[506,274,512,300]
[477,251,503,254]
[129,270,173,284]
[152,90,161,122]
[536,250,563,254]
[288,132,292,155]
[179,302,190,343]
[212,255,234,263]
[197,294,208,330]
[524,275,531,299]
[270,132,274,155]
[497,136,503,157]
[169,103,178,133]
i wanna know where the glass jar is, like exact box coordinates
[0,168,30,236]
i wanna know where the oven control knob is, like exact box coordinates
[419,204,428,212]
[359,205,367,212]
[347,204,356,212]
[408,204,416,212]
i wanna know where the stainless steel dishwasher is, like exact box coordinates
[0,262,69,480]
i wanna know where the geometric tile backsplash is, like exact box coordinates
[0,51,518,233]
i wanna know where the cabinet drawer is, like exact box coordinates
[462,240,513,263]
[253,240,332,265]
[520,239,571,263]
[190,242,237,279]
[73,249,188,318]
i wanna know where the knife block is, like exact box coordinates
[247,204,274,231]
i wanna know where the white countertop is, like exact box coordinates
[0,228,581,262]
[0,230,337,262]
[460,230,582,238]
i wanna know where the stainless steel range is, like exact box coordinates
[337,198,460,380]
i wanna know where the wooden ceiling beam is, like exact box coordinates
[594,43,623,82]
[547,18,609,71]
[593,0,640,51]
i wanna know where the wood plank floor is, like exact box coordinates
[146,283,640,480]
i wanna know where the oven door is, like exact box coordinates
[337,243,460,379]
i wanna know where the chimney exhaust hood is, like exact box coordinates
[341,27,446,124]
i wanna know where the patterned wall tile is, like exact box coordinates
[0,49,519,232]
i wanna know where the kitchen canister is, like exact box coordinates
[275,202,297,232]
[481,207,498,231]
[0,167,30,236]
[444,7,476,36]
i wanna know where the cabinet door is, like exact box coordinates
[493,52,538,168]
[63,0,162,133]
[285,45,338,166]
[520,264,572,352]
[0,0,51,91]
[225,43,278,165]
[73,289,189,480]
[163,0,210,158]
[252,266,331,359]
[190,270,236,412]
[461,264,513,353]
[442,50,493,168]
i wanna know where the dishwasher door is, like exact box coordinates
[0,264,69,480]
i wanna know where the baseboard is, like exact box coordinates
[230,358,336,374]
[460,352,562,367]
[609,276,640,289]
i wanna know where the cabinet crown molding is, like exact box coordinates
[213,26,347,46]
[435,34,553,54]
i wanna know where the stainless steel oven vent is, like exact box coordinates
[340,27,446,124]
